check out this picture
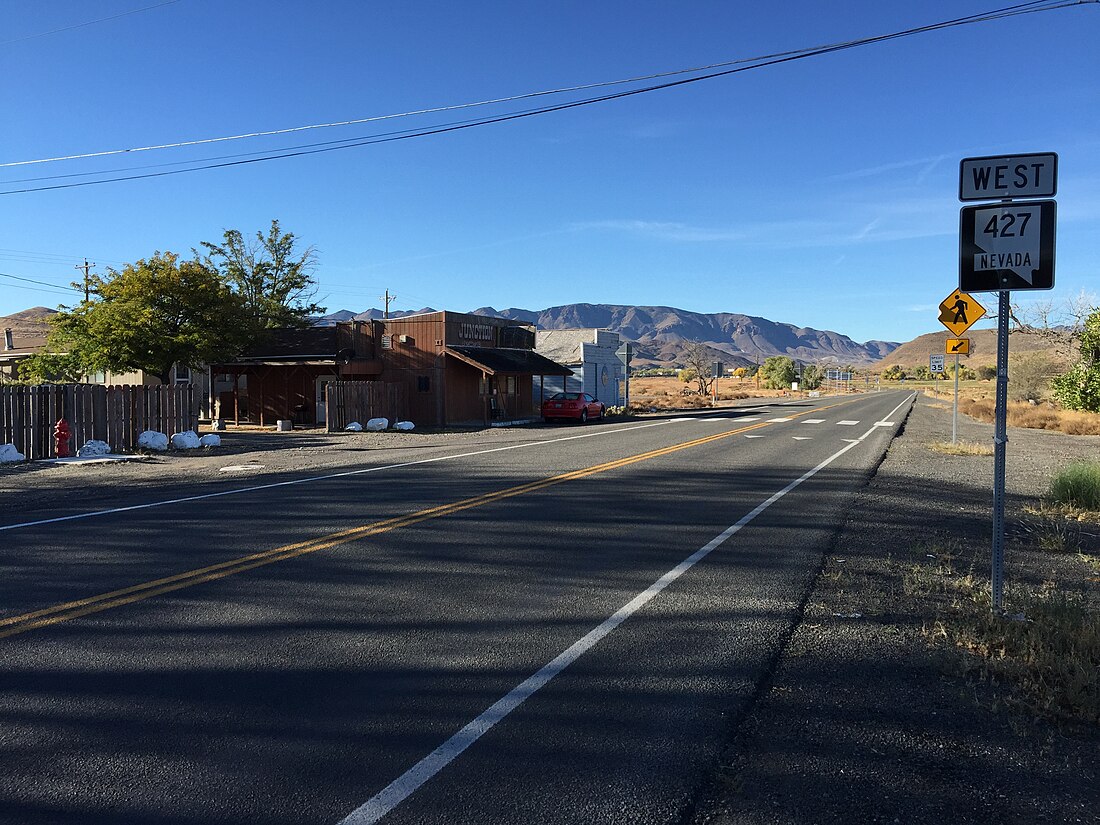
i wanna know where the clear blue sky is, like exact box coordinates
[2,0,1098,344]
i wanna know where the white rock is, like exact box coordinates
[138,430,169,451]
[78,440,111,457]
[394,421,415,431]
[199,434,221,447]
[171,431,201,449]
[345,422,363,432]
[0,444,25,463]
[365,417,389,432]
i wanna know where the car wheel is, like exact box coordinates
[580,409,588,424]
[597,405,605,420]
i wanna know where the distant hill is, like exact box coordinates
[471,303,898,367]
[876,327,1073,370]
[0,307,56,348]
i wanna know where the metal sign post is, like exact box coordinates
[616,344,633,411]
[953,350,960,444]
[991,290,1010,610]
[958,152,1057,612]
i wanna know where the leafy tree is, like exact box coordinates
[911,365,931,381]
[200,219,324,331]
[733,366,749,382]
[800,364,824,390]
[678,367,698,388]
[23,252,250,384]
[977,364,997,380]
[760,355,796,389]
[1051,309,1100,412]
[881,364,906,381]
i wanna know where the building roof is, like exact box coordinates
[535,329,600,364]
[446,346,572,376]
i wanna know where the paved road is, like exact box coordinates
[0,391,914,825]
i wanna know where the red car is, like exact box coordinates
[542,392,605,424]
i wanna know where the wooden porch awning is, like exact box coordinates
[445,346,573,376]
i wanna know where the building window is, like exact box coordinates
[505,375,516,394]
[417,375,431,393]
[173,364,191,383]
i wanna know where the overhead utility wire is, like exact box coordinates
[0,0,1076,171]
[1,1,1091,196]
[1,0,183,46]
[0,271,82,295]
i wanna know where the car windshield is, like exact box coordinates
[549,392,582,400]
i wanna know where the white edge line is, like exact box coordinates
[0,420,675,533]
[337,392,916,825]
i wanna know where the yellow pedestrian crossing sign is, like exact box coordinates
[946,338,970,355]
[938,289,986,336]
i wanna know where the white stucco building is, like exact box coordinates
[534,329,623,407]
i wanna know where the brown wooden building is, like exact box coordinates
[210,312,571,429]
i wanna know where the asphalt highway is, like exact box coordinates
[0,390,915,825]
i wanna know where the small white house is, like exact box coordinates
[535,329,623,407]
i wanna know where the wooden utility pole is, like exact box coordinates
[75,258,94,301]
[380,289,397,319]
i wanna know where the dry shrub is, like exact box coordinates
[956,396,1100,435]
[1010,406,1062,430]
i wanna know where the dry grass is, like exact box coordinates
[909,542,1100,726]
[956,397,1100,435]
[928,440,994,456]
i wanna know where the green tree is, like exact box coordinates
[801,364,824,390]
[911,365,931,381]
[881,364,906,381]
[977,364,997,380]
[23,252,250,384]
[760,356,796,389]
[1051,309,1100,412]
[200,219,324,332]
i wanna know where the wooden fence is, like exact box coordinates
[326,381,407,432]
[0,384,197,460]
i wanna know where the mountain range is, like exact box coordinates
[319,304,899,367]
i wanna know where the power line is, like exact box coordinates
[0,271,82,296]
[2,0,1078,171]
[1,1,184,46]
[1,0,1092,196]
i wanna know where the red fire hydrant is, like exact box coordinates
[54,418,72,459]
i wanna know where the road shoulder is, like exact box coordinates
[692,393,1100,824]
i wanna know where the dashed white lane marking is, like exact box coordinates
[734,417,760,422]
[842,438,860,443]
[336,391,918,825]
[744,434,766,439]
[766,417,792,423]
[792,436,813,441]
[874,421,895,427]
[837,420,860,426]
[801,419,825,424]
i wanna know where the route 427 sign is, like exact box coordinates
[959,199,1055,292]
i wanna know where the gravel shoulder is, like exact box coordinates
[691,393,1100,825]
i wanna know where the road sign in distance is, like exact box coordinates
[711,361,724,378]
[946,338,970,355]
[938,289,986,337]
[959,153,1057,201]
[616,343,633,366]
[960,199,1055,292]
[930,354,946,374]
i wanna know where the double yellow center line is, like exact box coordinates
[1,399,858,640]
